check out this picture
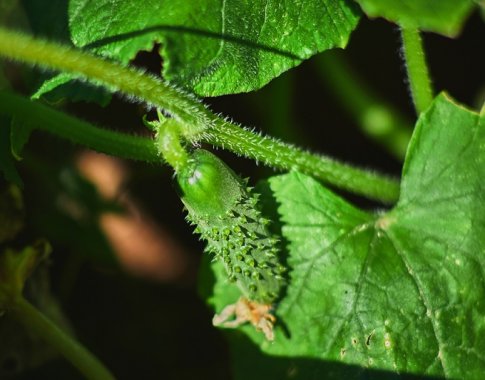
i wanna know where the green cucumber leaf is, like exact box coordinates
[31,73,71,101]
[31,72,111,106]
[40,0,360,97]
[354,0,476,36]
[204,93,485,378]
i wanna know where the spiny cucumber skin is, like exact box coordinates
[177,150,285,304]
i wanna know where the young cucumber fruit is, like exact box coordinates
[176,149,285,304]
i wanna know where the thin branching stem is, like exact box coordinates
[0,91,158,161]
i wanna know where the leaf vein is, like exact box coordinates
[385,231,449,377]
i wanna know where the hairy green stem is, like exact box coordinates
[400,27,434,114]
[10,297,115,380]
[0,28,400,203]
[0,91,158,161]
[154,116,189,172]
[315,51,412,160]
[203,120,400,203]
[0,27,211,135]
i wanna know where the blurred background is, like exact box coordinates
[1,2,484,379]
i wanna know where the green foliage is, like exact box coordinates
[38,0,360,97]
[0,1,483,379]
[206,94,485,378]
[178,149,284,304]
[354,0,476,36]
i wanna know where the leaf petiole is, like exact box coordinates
[400,27,434,114]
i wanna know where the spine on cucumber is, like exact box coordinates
[176,149,285,304]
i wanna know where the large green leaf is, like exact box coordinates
[354,0,476,36]
[205,93,485,378]
[42,0,360,97]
